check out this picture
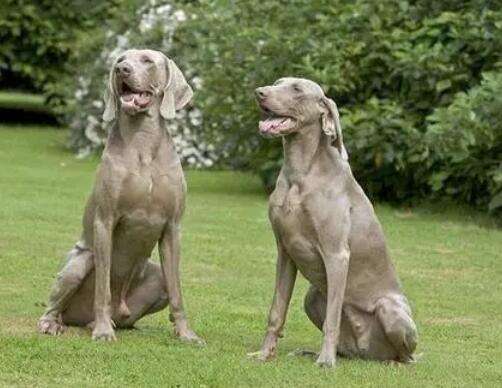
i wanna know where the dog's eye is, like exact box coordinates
[292,84,302,93]
[117,56,125,63]
[141,56,154,64]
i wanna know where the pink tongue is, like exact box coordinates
[259,117,286,132]
[134,92,150,107]
[121,92,151,108]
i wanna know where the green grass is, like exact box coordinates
[0,125,501,387]
[0,91,49,113]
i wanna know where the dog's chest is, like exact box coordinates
[119,164,183,219]
[269,186,327,286]
[270,202,314,256]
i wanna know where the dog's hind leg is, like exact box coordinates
[304,285,325,331]
[302,287,367,359]
[302,287,408,361]
[115,261,168,329]
[375,294,418,362]
[38,242,93,335]
[117,261,144,320]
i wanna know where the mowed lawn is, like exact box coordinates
[0,125,501,387]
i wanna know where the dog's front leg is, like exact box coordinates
[248,245,297,361]
[92,214,116,341]
[159,222,203,345]
[317,247,350,367]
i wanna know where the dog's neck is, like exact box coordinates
[116,106,169,165]
[282,121,337,185]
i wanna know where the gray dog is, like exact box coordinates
[249,78,418,367]
[38,49,203,343]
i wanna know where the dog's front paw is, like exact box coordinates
[176,328,205,346]
[316,351,336,368]
[38,316,66,336]
[92,320,116,342]
[247,349,275,362]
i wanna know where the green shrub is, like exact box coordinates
[342,99,426,202]
[0,0,119,107]
[175,0,502,212]
[425,71,502,214]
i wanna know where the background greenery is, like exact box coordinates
[0,0,119,106]
[1,0,501,216]
[175,0,502,214]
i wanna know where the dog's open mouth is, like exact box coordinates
[119,81,153,114]
[258,106,295,136]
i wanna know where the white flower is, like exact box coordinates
[139,16,155,33]
[173,10,187,22]
[191,77,203,89]
[92,100,103,109]
[75,88,85,100]
[76,146,92,159]
[85,116,103,145]
[156,4,172,16]
[188,109,202,126]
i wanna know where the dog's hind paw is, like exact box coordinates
[38,316,66,336]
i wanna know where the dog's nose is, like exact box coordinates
[255,87,268,100]
[116,62,132,77]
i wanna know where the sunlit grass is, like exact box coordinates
[0,91,48,113]
[0,126,501,387]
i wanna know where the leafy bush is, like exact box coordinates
[342,99,426,202]
[173,0,502,212]
[425,71,502,214]
[0,0,118,103]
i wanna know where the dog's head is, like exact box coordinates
[255,77,347,159]
[103,49,192,121]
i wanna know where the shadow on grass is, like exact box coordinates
[0,108,58,125]
[383,200,500,230]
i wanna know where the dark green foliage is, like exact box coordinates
[0,0,118,106]
[425,72,502,214]
[176,0,502,212]
[342,99,426,202]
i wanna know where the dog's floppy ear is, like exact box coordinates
[321,96,348,160]
[102,62,118,122]
[160,55,193,120]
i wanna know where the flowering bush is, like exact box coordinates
[65,0,217,168]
